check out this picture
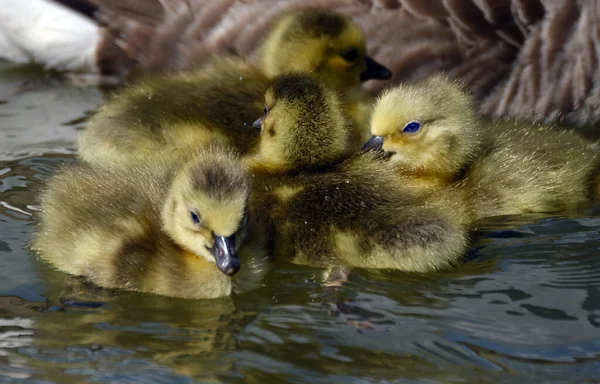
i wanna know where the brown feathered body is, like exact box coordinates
[251,153,471,272]
[78,58,268,167]
[462,120,600,219]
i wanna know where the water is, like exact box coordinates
[1,62,600,383]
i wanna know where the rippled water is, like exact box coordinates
[2,61,600,383]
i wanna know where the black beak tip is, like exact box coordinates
[380,68,392,80]
[361,135,384,152]
[360,56,392,82]
[221,260,240,276]
[216,255,241,276]
[252,117,263,129]
[210,236,241,276]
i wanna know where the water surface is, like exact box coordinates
[1,62,600,383]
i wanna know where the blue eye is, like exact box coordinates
[190,210,201,225]
[402,121,421,134]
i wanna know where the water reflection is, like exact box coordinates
[0,294,240,382]
[3,195,600,382]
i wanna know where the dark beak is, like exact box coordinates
[360,56,392,82]
[361,135,384,152]
[252,117,263,129]
[209,235,240,276]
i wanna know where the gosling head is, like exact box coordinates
[364,75,483,180]
[162,148,250,276]
[260,9,391,91]
[251,73,352,173]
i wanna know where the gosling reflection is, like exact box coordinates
[5,266,260,381]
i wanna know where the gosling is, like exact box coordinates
[31,146,257,299]
[365,75,600,219]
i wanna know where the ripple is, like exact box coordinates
[0,67,101,161]
[0,241,11,253]
[519,304,579,321]
[472,213,600,292]
[18,345,133,365]
[449,333,600,363]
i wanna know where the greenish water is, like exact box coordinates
[2,62,600,383]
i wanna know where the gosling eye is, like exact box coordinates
[340,48,359,63]
[402,121,421,134]
[263,105,269,116]
[190,210,202,225]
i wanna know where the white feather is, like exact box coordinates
[0,0,100,72]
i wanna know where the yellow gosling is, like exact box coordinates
[30,146,267,299]
[366,74,600,219]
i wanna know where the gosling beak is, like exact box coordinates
[209,235,240,276]
[361,135,384,152]
[360,56,392,82]
[252,117,263,129]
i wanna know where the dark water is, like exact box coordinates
[2,62,600,383]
